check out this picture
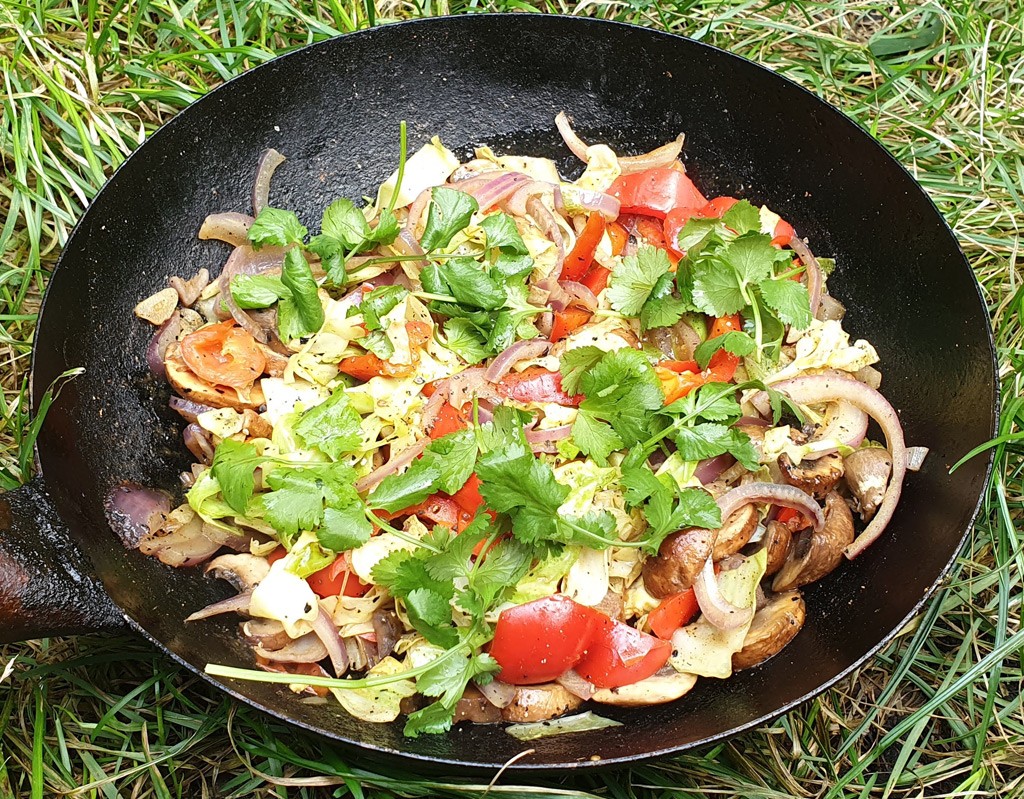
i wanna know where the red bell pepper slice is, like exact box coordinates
[647,589,699,639]
[560,212,606,282]
[550,307,592,342]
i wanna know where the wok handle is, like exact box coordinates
[0,476,125,643]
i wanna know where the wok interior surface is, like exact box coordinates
[32,16,996,770]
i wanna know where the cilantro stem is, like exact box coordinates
[742,284,764,354]
[385,120,407,217]
[642,380,763,451]
[775,264,806,280]
[365,508,442,553]
[413,291,460,303]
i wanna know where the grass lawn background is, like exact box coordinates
[1,1,1022,796]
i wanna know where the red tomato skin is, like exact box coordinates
[575,616,672,688]
[610,169,707,219]
[550,308,592,342]
[580,265,612,295]
[307,555,370,599]
[489,596,602,685]
[497,367,582,407]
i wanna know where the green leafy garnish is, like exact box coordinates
[607,245,686,331]
[278,248,325,341]
[293,388,362,459]
[479,212,528,255]
[248,206,308,248]
[230,274,290,309]
[420,187,479,251]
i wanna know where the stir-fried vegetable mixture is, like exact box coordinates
[127,114,923,738]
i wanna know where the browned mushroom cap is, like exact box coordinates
[763,521,792,577]
[779,451,845,499]
[590,668,697,707]
[642,528,714,599]
[453,685,502,724]
[844,446,893,522]
[712,504,759,560]
[732,590,806,670]
[242,618,291,651]
[772,491,854,592]
[501,684,583,723]
[206,553,271,592]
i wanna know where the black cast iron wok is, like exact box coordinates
[0,14,997,773]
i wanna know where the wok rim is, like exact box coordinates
[30,13,1000,772]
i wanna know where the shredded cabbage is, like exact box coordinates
[765,319,879,384]
[376,137,459,210]
[330,657,417,723]
[249,560,319,638]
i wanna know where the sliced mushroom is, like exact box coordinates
[732,590,806,670]
[139,507,220,567]
[772,492,854,592]
[135,287,180,325]
[763,521,792,577]
[712,505,759,560]
[591,668,697,707]
[242,618,292,651]
[241,409,274,439]
[165,347,266,410]
[501,684,583,723]
[778,451,845,499]
[454,685,502,724]
[642,528,714,599]
[844,447,892,522]
[371,610,403,660]
[206,553,271,592]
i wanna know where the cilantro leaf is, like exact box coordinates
[760,277,812,329]
[722,233,783,284]
[262,469,332,537]
[367,455,441,514]
[404,699,456,737]
[293,388,362,459]
[420,187,479,252]
[359,328,395,359]
[492,252,534,278]
[577,348,665,447]
[278,248,324,340]
[571,410,623,466]
[320,197,371,249]
[442,318,489,364]
[670,423,760,471]
[248,207,308,248]
[480,213,528,255]
[209,438,258,515]
[314,199,400,257]
[691,258,746,317]
[318,504,373,552]
[358,285,408,332]
[370,208,401,247]
[230,274,289,309]
[421,429,478,495]
[675,217,725,255]
[693,330,756,369]
[558,346,605,396]
[721,199,761,235]
[417,649,499,709]
[437,257,507,311]
[640,272,687,331]
[607,245,673,316]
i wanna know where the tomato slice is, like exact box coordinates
[180,321,266,388]
[489,596,602,685]
[497,366,582,407]
[575,616,672,688]
[266,546,286,565]
[648,590,699,639]
[705,349,740,383]
[339,322,432,382]
[699,196,739,219]
[662,206,698,258]
[609,168,706,219]
[550,307,592,342]
[776,505,813,532]
[307,555,370,598]
[560,213,606,282]
[656,365,705,405]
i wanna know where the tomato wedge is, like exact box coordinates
[180,321,266,388]
[307,555,370,599]
[776,505,813,532]
[610,168,707,219]
[648,590,699,639]
[560,213,606,282]
[489,596,602,685]
[575,615,672,688]
[497,366,582,407]
[339,321,432,382]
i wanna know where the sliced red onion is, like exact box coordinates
[391,229,427,265]
[754,374,907,559]
[538,276,571,313]
[554,111,591,162]
[420,388,448,432]
[184,423,215,465]
[468,172,531,210]
[169,396,215,423]
[484,339,552,383]
[146,311,181,376]
[802,399,868,459]
[817,293,846,322]
[242,618,292,651]
[311,607,349,677]
[506,181,557,217]
[524,425,572,451]
[186,592,252,622]
[104,484,172,547]
[216,244,287,344]
[199,213,254,247]
[736,415,770,428]
[478,678,518,708]
[716,482,825,532]
[618,134,685,174]
[555,669,596,701]
[560,281,598,312]
[695,454,735,485]
[693,555,753,631]
[355,437,430,494]
[447,367,488,411]
[565,187,621,220]
[536,311,554,337]
[138,513,221,567]
[404,188,431,240]
[252,148,285,216]
[788,235,823,320]
[906,446,929,472]
[855,364,882,390]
